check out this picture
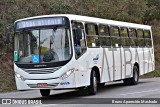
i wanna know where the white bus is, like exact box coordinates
[14,14,155,96]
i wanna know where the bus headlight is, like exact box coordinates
[15,73,21,78]
[60,68,74,80]
[15,73,25,81]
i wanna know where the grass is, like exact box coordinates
[140,70,160,78]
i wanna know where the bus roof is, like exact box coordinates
[15,14,151,30]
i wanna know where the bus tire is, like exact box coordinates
[123,65,139,85]
[130,65,139,85]
[40,89,50,97]
[87,70,97,95]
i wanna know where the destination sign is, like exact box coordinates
[15,17,65,30]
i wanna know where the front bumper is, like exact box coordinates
[15,73,76,90]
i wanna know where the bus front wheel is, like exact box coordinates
[87,70,97,95]
[40,89,50,97]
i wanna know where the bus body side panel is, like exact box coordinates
[137,48,144,75]
[121,48,132,79]
[144,47,149,74]
[74,52,90,88]
[101,47,137,82]
[74,48,103,87]
[151,48,155,72]
[113,48,122,80]
[145,47,154,74]
[131,48,136,78]
[137,47,154,76]
[121,48,125,79]
[101,48,113,83]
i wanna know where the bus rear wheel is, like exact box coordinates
[40,89,50,97]
[87,70,97,95]
[123,65,139,85]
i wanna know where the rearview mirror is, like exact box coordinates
[6,32,10,44]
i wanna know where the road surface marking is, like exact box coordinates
[120,89,160,96]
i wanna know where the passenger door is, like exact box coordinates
[72,21,88,87]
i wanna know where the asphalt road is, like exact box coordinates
[0,77,160,107]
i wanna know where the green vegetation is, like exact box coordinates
[140,70,160,78]
[1,0,160,92]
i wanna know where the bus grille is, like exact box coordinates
[22,66,62,74]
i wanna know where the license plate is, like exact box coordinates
[37,83,48,87]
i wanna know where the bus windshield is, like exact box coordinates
[14,27,72,63]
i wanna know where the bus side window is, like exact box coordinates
[110,26,120,47]
[129,28,137,47]
[99,24,111,47]
[144,30,152,47]
[120,27,130,47]
[137,29,144,47]
[85,23,100,47]
[72,21,87,58]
